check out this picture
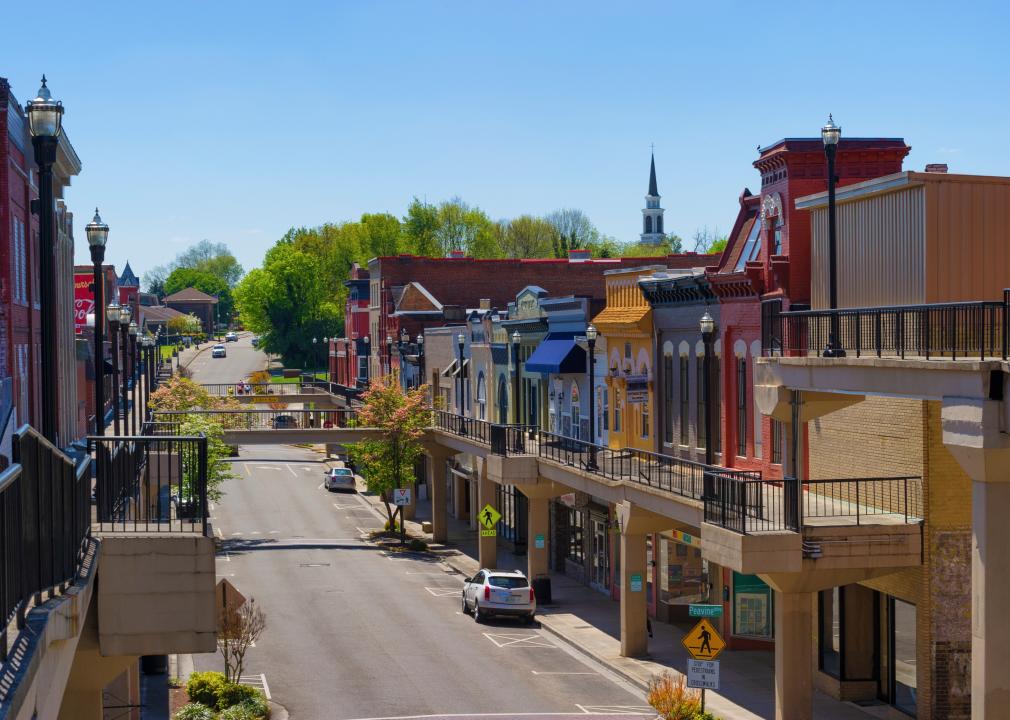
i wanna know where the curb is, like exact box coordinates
[268,700,290,719]
[536,616,653,693]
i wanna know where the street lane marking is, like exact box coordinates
[483,632,555,648]
[424,587,461,597]
[286,465,297,477]
[318,483,324,489]
[215,528,223,539]
[531,671,595,675]
[268,530,280,534]
[245,465,252,476]
[575,706,654,716]
[217,553,231,562]
[255,466,280,471]
[249,531,261,535]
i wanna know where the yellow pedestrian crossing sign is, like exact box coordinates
[682,618,725,660]
[479,504,501,535]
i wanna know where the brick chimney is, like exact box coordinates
[924,163,949,174]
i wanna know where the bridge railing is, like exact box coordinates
[199,382,306,397]
[89,434,209,534]
[153,408,360,430]
[2,426,91,662]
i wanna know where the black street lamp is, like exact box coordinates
[586,324,598,470]
[386,335,394,376]
[129,321,139,432]
[107,303,122,435]
[86,209,109,436]
[119,304,132,435]
[26,76,64,444]
[511,330,521,424]
[363,335,370,384]
[457,332,465,415]
[312,337,318,378]
[416,333,425,390]
[821,114,845,358]
[700,311,716,466]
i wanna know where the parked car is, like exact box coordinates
[272,414,298,429]
[225,332,238,342]
[251,336,260,348]
[462,569,535,624]
[324,467,356,492]
[211,344,227,358]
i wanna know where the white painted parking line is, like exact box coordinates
[245,465,251,477]
[249,531,261,535]
[255,466,280,471]
[575,706,654,716]
[483,632,556,649]
[318,483,325,490]
[531,671,595,675]
[424,587,460,597]
[214,528,223,539]
[217,553,231,563]
[287,465,297,477]
[268,530,280,534]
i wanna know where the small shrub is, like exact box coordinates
[239,694,270,718]
[408,538,427,551]
[691,713,718,720]
[186,671,226,706]
[168,676,184,688]
[174,703,215,720]
[647,671,703,720]
[384,519,401,532]
[217,682,264,711]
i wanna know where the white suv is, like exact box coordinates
[462,569,536,624]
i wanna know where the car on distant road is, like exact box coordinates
[324,467,356,492]
[462,569,536,624]
[251,336,260,348]
[272,414,298,429]
[225,332,238,342]
[211,344,227,358]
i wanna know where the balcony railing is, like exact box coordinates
[763,292,1010,360]
[90,434,209,534]
[703,472,923,534]
[152,408,360,430]
[2,426,91,662]
[433,410,493,445]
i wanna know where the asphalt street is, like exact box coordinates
[190,344,653,720]
[184,333,265,384]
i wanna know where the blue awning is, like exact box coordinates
[525,335,586,375]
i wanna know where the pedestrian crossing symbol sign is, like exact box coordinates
[479,504,501,536]
[682,618,725,660]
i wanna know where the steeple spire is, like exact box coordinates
[648,152,659,197]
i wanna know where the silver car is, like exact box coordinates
[461,569,536,624]
[324,467,356,492]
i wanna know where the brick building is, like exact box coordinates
[1,77,82,446]
[331,263,370,393]
[163,287,218,334]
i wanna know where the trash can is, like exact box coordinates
[141,655,168,675]
[532,575,552,605]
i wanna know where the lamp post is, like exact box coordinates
[120,304,132,435]
[363,335,370,385]
[312,337,318,378]
[107,303,122,435]
[821,114,845,357]
[511,330,521,424]
[700,311,716,466]
[129,321,138,431]
[386,335,394,376]
[86,209,109,435]
[457,333,465,416]
[416,333,425,390]
[586,324,598,470]
[26,76,64,444]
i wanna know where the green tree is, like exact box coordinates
[233,243,342,367]
[403,198,441,256]
[360,213,404,258]
[498,215,556,259]
[164,268,234,321]
[546,208,599,257]
[344,374,430,530]
[176,240,245,287]
[166,313,204,338]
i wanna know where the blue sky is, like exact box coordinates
[3,1,1007,282]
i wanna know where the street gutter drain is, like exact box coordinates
[299,563,330,567]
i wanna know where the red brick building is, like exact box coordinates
[331,263,370,390]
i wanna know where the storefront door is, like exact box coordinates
[590,518,609,592]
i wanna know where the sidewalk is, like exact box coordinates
[339,466,882,720]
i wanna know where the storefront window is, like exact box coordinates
[679,356,689,445]
[891,598,917,716]
[566,508,584,563]
[736,358,747,457]
[696,355,706,449]
[819,587,842,678]
[733,572,773,639]
[659,536,707,604]
[663,351,674,445]
[771,419,783,464]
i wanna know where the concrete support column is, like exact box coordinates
[972,479,1010,719]
[427,448,452,544]
[477,460,497,570]
[773,590,814,720]
[526,494,549,580]
[619,531,648,657]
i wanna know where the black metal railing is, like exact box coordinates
[200,382,308,397]
[490,423,537,455]
[433,410,492,445]
[90,434,209,534]
[703,473,924,534]
[152,408,360,430]
[765,293,1010,360]
[2,426,91,661]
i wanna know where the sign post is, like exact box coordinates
[392,488,411,545]
[683,618,726,712]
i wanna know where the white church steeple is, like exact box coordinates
[641,151,665,245]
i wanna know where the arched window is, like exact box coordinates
[645,216,653,234]
[657,215,663,234]
[476,372,487,420]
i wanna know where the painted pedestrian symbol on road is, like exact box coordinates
[682,618,725,660]
[479,504,501,537]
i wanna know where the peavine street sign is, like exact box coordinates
[689,604,723,618]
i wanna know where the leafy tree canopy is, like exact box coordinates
[145,240,244,295]
[164,267,234,321]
